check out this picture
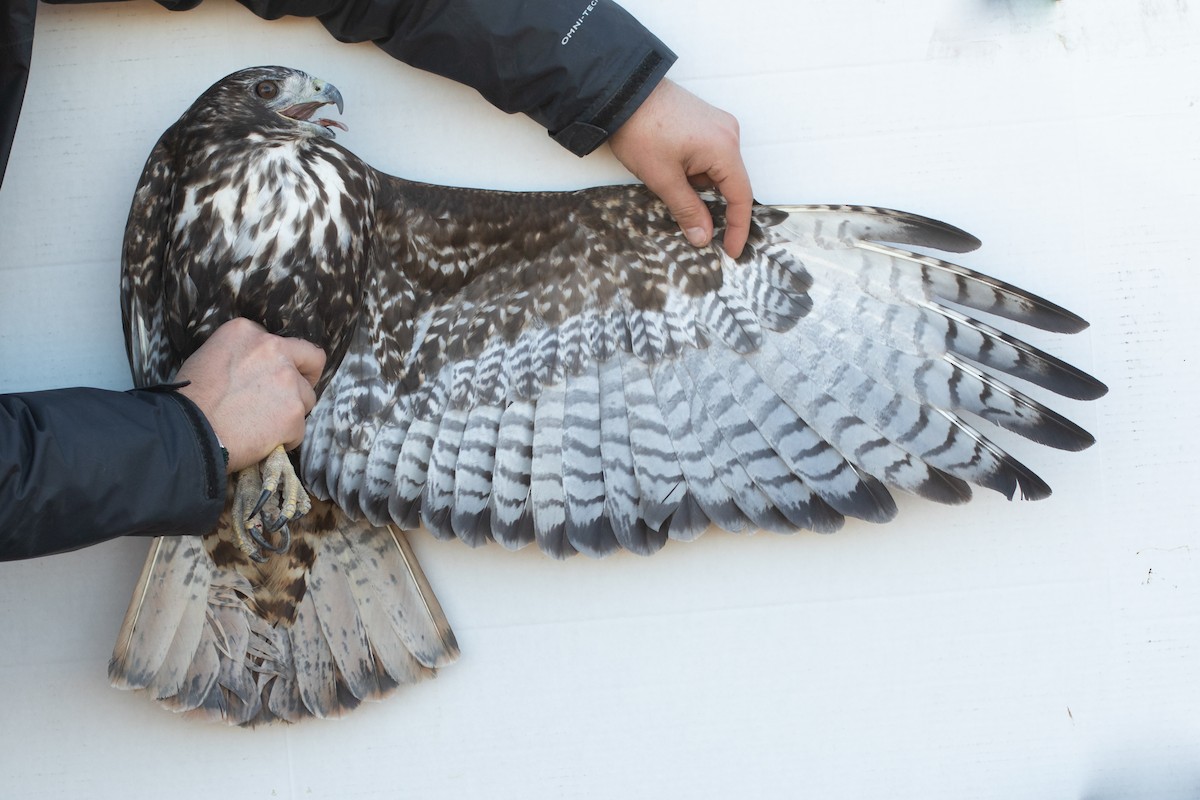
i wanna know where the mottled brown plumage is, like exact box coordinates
[111,67,1104,725]
[112,67,459,725]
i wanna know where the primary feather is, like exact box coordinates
[113,66,1105,725]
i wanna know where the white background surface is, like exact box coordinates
[1,1,1196,797]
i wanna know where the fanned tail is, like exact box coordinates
[109,498,457,726]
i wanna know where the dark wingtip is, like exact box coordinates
[1011,292,1092,335]
[493,505,536,551]
[992,458,1053,502]
[1083,375,1109,401]
[620,518,669,557]
[420,504,454,540]
[1038,418,1098,453]
[567,514,621,559]
[537,521,576,560]
[915,469,974,506]
[876,207,983,253]
[837,475,899,523]
[660,494,711,542]
[1037,357,1109,402]
[450,507,495,549]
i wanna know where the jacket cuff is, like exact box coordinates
[0,387,228,561]
[146,386,227,507]
[550,49,674,157]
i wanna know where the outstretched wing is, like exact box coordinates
[302,180,1105,559]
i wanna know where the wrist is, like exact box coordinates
[552,58,674,157]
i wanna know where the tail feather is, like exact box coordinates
[306,535,378,704]
[109,498,457,726]
[345,566,432,686]
[342,522,458,669]
[110,536,211,691]
[289,589,341,718]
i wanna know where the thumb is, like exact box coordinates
[645,172,714,248]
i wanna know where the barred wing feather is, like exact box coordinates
[302,186,1105,559]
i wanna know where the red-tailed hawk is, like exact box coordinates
[109,66,1105,725]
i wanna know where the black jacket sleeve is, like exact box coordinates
[200,0,675,156]
[0,0,37,187]
[3,0,675,180]
[0,387,227,560]
[0,0,674,557]
[288,0,676,156]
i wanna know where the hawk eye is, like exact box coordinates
[255,81,279,100]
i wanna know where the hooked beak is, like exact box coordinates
[279,80,347,138]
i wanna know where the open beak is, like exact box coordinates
[279,81,347,138]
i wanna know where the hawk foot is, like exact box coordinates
[230,445,311,562]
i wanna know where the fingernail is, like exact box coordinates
[685,227,710,247]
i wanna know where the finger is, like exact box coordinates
[297,375,318,415]
[220,317,267,341]
[281,337,327,387]
[284,420,306,452]
[282,388,314,451]
[643,169,715,248]
[283,423,307,453]
[711,163,754,260]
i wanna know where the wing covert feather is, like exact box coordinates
[121,139,180,387]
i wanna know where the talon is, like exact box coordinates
[264,512,290,533]
[248,523,274,552]
[249,521,290,554]
[249,488,272,521]
[228,445,308,560]
[273,524,292,553]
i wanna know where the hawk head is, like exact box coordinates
[186,66,347,141]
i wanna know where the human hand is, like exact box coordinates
[175,318,326,473]
[609,78,753,259]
